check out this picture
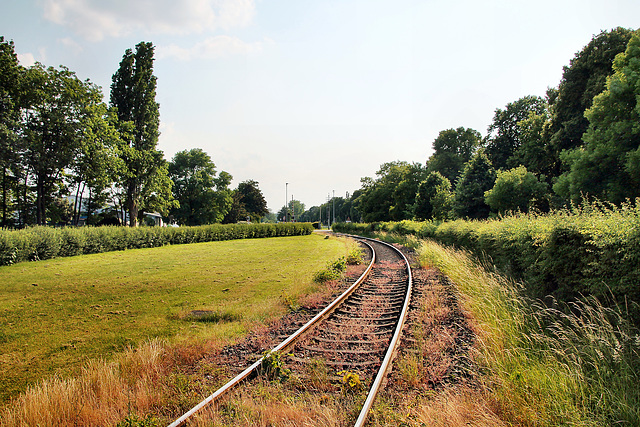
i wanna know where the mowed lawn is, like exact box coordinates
[0,233,348,403]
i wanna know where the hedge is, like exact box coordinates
[0,222,314,265]
[333,201,640,324]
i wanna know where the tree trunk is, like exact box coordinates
[127,182,138,227]
[72,182,81,226]
[86,187,94,225]
[36,174,44,225]
[2,167,6,228]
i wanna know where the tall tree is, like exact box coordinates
[484,95,548,171]
[21,64,104,224]
[110,41,173,226]
[0,37,21,227]
[426,127,482,184]
[168,148,232,225]
[554,31,640,204]
[453,151,496,219]
[550,27,633,175]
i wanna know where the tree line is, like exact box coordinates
[0,38,269,228]
[302,27,640,223]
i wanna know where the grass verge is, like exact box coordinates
[0,233,349,406]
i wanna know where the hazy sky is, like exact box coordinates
[2,0,640,212]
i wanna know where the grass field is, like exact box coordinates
[0,232,349,404]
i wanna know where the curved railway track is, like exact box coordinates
[168,235,413,427]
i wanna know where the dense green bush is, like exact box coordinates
[0,222,314,266]
[334,200,640,324]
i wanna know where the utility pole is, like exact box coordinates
[285,182,288,222]
[332,190,335,226]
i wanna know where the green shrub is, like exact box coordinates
[313,256,347,283]
[0,223,314,266]
[336,199,640,325]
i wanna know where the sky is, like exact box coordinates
[2,0,640,213]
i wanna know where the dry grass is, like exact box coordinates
[188,378,365,427]
[416,386,507,427]
[0,339,174,426]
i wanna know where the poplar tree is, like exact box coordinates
[110,41,174,226]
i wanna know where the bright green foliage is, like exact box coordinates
[550,27,634,172]
[312,256,347,283]
[414,171,453,221]
[555,31,640,205]
[115,414,158,427]
[168,148,233,225]
[334,199,640,325]
[356,161,427,222]
[453,151,496,219]
[260,351,291,382]
[484,166,548,214]
[485,95,548,171]
[426,127,482,184]
[111,42,175,226]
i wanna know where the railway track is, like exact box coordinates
[168,235,413,427]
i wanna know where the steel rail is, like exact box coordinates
[167,239,376,427]
[350,236,413,427]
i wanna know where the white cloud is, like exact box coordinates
[17,52,36,67]
[42,0,256,41]
[157,35,273,61]
[17,47,47,67]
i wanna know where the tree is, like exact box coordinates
[550,27,633,175]
[454,151,496,219]
[223,180,268,223]
[414,172,453,221]
[0,37,21,227]
[110,42,173,226]
[168,148,232,225]
[69,104,121,225]
[513,90,557,178]
[484,95,548,171]
[356,161,427,222]
[426,127,482,184]
[554,31,640,204]
[485,166,548,214]
[278,199,305,222]
[21,64,105,224]
[238,180,269,222]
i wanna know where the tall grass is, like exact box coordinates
[417,239,640,426]
[0,340,171,426]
